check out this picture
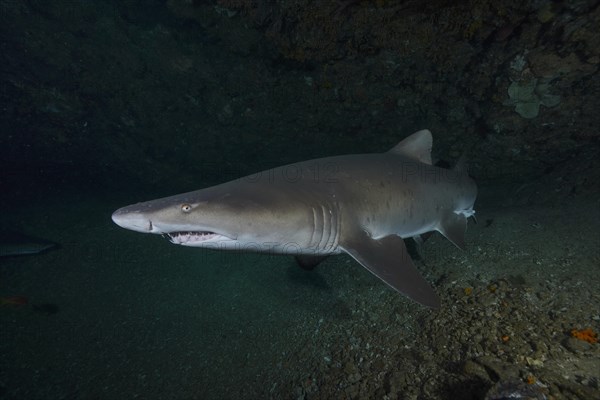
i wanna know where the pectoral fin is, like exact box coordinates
[437,211,467,250]
[340,231,440,308]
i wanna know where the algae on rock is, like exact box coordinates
[505,79,561,119]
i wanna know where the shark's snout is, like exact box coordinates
[111,205,234,246]
[111,208,153,233]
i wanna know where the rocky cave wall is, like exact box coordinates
[1,0,598,200]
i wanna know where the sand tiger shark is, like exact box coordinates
[112,129,477,308]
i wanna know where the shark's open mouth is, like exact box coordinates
[164,231,220,245]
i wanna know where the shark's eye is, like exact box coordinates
[181,203,192,213]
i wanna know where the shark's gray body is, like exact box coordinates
[112,130,477,308]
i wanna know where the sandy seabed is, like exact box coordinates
[0,186,598,400]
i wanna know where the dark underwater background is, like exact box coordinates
[0,1,598,399]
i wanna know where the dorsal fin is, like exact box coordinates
[388,129,433,165]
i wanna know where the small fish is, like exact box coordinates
[0,230,58,258]
[0,295,29,306]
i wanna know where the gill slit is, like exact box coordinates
[310,207,318,248]
[320,205,329,251]
[332,202,341,251]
